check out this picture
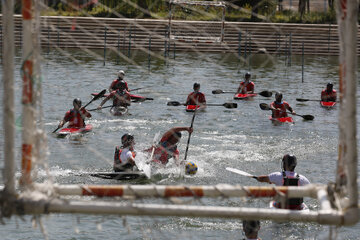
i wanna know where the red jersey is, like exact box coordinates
[146,135,180,165]
[238,81,255,93]
[63,108,89,128]
[321,89,337,102]
[109,79,129,91]
[108,90,131,107]
[186,92,206,105]
[270,101,291,118]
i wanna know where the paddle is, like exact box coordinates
[226,167,258,179]
[88,105,113,111]
[212,89,272,97]
[129,86,152,92]
[167,101,237,109]
[131,97,154,102]
[184,109,196,162]
[52,89,106,133]
[259,103,314,121]
[296,98,338,103]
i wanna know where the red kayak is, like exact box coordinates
[234,93,257,100]
[57,124,93,138]
[185,105,204,112]
[91,92,145,101]
[320,101,336,108]
[269,116,294,123]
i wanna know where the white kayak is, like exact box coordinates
[110,106,128,116]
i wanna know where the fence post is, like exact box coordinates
[47,25,50,54]
[288,33,292,67]
[302,42,304,83]
[238,31,241,59]
[148,35,151,71]
[128,26,132,58]
[117,29,120,65]
[103,26,107,66]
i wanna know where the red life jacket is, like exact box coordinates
[270,101,290,118]
[239,81,255,93]
[186,92,206,105]
[64,109,86,128]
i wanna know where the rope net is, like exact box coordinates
[0,0,358,239]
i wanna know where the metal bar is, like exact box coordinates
[3,0,16,195]
[128,26,131,58]
[238,31,241,59]
[117,30,120,64]
[302,42,304,83]
[103,26,106,66]
[54,184,317,198]
[288,33,292,66]
[47,25,50,54]
[148,35,151,71]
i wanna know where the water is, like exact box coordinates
[0,49,359,239]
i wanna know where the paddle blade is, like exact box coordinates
[302,114,314,120]
[259,103,271,110]
[296,98,309,102]
[223,102,237,108]
[226,167,256,178]
[93,89,107,100]
[259,90,272,97]
[212,89,224,94]
[167,101,183,106]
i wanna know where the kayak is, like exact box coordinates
[269,200,309,212]
[320,101,336,108]
[88,171,148,180]
[185,105,204,112]
[57,124,92,138]
[91,92,145,101]
[110,106,128,116]
[233,93,257,100]
[269,116,294,123]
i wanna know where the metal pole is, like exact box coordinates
[164,28,167,57]
[238,31,241,59]
[328,23,331,54]
[103,26,106,66]
[288,33,292,66]
[47,25,50,54]
[249,34,252,70]
[173,42,175,59]
[3,0,16,196]
[128,26,131,58]
[148,35,151,71]
[117,30,120,65]
[0,26,2,64]
[302,42,304,83]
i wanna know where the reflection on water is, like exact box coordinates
[0,49,359,239]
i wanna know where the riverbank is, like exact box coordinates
[1,15,360,55]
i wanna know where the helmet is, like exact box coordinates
[282,154,297,170]
[327,82,333,88]
[117,81,127,90]
[245,72,251,77]
[121,133,134,146]
[173,131,182,139]
[118,70,125,78]
[185,161,198,175]
[243,220,260,236]
[275,92,283,99]
[193,82,200,89]
[73,98,82,107]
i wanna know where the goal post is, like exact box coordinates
[168,0,226,43]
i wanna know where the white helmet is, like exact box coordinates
[118,70,125,78]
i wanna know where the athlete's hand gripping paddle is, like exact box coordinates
[259,103,314,121]
[226,167,258,179]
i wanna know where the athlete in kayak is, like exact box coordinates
[57,98,91,129]
[242,220,261,240]
[255,154,310,210]
[236,72,254,94]
[98,81,131,115]
[270,92,295,118]
[186,83,206,107]
[109,70,130,92]
[145,127,193,165]
[321,82,337,102]
[113,133,137,172]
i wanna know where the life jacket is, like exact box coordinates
[271,101,289,118]
[113,146,136,172]
[65,109,85,128]
[112,90,131,107]
[239,81,255,93]
[152,141,179,165]
[274,171,303,210]
[321,89,337,101]
[187,92,206,105]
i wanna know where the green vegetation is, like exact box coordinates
[8,0,340,24]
